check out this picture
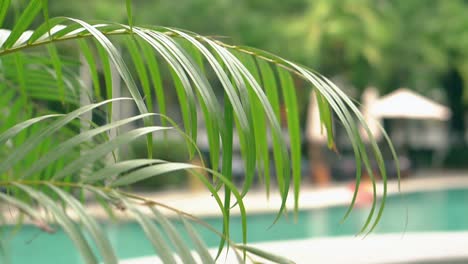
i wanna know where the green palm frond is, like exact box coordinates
[0,1,398,263]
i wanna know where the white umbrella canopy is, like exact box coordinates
[369,88,451,120]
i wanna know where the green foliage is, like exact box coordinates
[42,0,468,101]
[123,137,190,189]
[0,1,397,263]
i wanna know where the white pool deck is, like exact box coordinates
[122,232,468,264]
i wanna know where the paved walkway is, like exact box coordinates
[122,231,468,264]
[132,170,468,218]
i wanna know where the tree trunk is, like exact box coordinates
[308,142,331,186]
[442,69,466,146]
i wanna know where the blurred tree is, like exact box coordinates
[286,0,468,146]
[42,0,468,144]
[285,0,394,88]
[389,0,468,144]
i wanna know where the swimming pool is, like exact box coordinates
[3,187,468,263]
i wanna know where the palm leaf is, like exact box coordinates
[0,1,399,263]
[14,184,98,264]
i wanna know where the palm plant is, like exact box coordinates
[0,0,397,263]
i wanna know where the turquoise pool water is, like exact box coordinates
[3,188,468,263]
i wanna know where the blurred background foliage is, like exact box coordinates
[4,0,467,89]
[3,0,467,172]
[122,136,191,190]
[40,0,468,137]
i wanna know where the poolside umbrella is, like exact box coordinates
[368,88,451,162]
[368,88,451,120]
[306,90,327,143]
[306,91,331,185]
[360,87,383,142]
